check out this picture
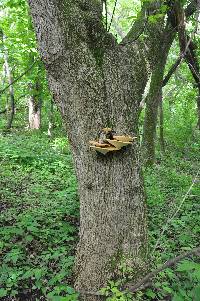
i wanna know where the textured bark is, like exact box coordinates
[28,1,149,300]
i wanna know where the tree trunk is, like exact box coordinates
[174,2,200,129]
[28,81,41,129]
[28,95,41,129]
[142,27,174,166]
[142,63,166,166]
[4,49,15,129]
[141,0,197,165]
[197,87,200,130]
[28,1,149,299]
[159,93,165,153]
[48,98,54,137]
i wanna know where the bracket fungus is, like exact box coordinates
[89,128,137,155]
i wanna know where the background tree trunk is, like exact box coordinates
[142,23,175,166]
[159,93,165,153]
[197,87,200,130]
[28,95,41,129]
[4,47,15,129]
[28,1,149,299]
[141,0,196,165]
[48,99,54,137]
[142,66,164,166]
[28,81,41,129]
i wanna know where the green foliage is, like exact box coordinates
[0,0,51,129]
[101,280,133,301]
[142,133,200,300]
[0,131,79,300]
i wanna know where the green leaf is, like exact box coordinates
[172,293,184,301]
[193,285,200,301]
[22,269,34,279]
[146,289,156,298]
[25,235,33,242]
[176,260,195,272]
[34,268,42,280]
[0,288,7,298]
[162,286,173,294]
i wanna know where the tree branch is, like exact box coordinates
[0,60,38,95]
[162,29,197,87]
[185,0,198,18]
[126,246,200,293]
[108,0,118,32]
[176,2,200,85]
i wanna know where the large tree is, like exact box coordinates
[142,0,197,165]
[27,0,171,299]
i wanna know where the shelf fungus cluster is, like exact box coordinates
[89,128,137,155]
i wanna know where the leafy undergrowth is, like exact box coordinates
[0,130,79,300]
[143,133,200,301]
[0,130,199,301]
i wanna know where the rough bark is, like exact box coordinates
[28,1,148,300]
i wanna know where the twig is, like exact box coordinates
[162,32,195,87]
[0,60,38,95]
[153,168,200,253]
[126,246,200,293]
[107,11,125,39]
[108,0,118,32]
[105,0,108,31]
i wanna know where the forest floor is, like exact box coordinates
[0,130,200,301]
